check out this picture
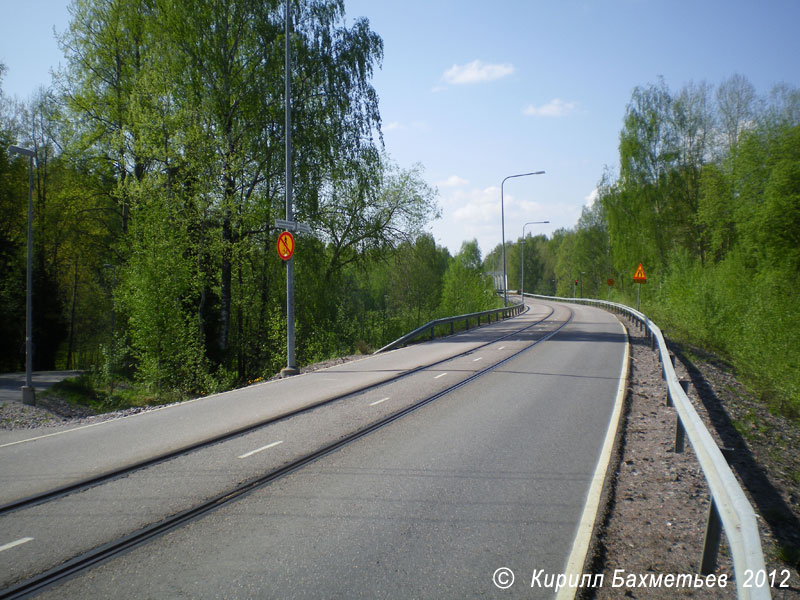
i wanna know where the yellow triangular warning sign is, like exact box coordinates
[633,263,647,283]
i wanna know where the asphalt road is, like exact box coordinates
[0,303,554,505]
[14,301,628,599]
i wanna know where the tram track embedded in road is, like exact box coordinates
[1,303,575,599]
[1,303,559,518]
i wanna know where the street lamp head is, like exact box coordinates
[502,170,545,186]
[500,170,546,306]
[8,145,35,158]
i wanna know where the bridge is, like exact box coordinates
[0,297,769,598]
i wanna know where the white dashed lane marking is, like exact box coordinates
[0,537,33,553]
[238,441,284,459]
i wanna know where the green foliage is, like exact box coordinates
[117,179,212,397]
[41,370,185,413]
[475,75,800,419]
[5,10,799,425]
[599,76,800,418]
[440,240,498,316]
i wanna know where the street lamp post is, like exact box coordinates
[9,145,37,405]
[501,171,544,306]
[520,220,549,297]
[281,0,299,378]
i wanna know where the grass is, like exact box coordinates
[41,372,180,414]
[776,543,800,568]
[731,410,758,441]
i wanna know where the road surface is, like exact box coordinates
[1,300,628,599]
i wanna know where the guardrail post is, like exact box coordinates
[430,325,435,341]
[700,499,723,575]
[675,417,686,453]
[450,322,454,335]
[665,368,675,407]
[673,380,690,453]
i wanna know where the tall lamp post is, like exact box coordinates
[281,0,299,378]
[520,220,549,298]
[501,171,544,305]
[9,145,37,405]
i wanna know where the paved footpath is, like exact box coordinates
[0,371,83,404]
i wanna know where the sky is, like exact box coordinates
[2,0,800,257]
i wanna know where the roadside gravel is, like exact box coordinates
[0,355,365,431]
[586,314,800,599]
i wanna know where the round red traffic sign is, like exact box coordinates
[277,231,295,261]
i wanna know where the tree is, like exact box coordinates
[58,0,390,381]
[0,68,28,370]
[440,239,496,316]
[389,233,449,326]
[716,73,758,156]
[616,79,675,270]
[117,177,210,395]
[56,0,151,234]
[317,159,439,284]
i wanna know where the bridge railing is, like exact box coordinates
[528,294,770,600]
[374,301,526,354]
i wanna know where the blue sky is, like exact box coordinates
[3,0,800,256]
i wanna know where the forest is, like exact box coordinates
[1,0,798,418]
[486,75,800,419]
[0,0,499,404]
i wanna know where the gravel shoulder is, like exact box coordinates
[586,314,800,599]
[0,355,365,432]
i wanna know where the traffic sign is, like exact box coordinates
[275,219,311,234]
[607,278,615,287]
[633,263,647,283]
[277,231,295,261]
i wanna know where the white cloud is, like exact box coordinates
[437,175,469,188]
[448,186,499,219]
[434,184,548,256]
[584,187,599,207]
[522,98,578,117]
[442,60,514,85]
[383,121,403,132]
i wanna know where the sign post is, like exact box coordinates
[281,0,299,378]
[633,263,647,310]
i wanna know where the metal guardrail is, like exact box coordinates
[528,294,770,600]
[374,301,526,354]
